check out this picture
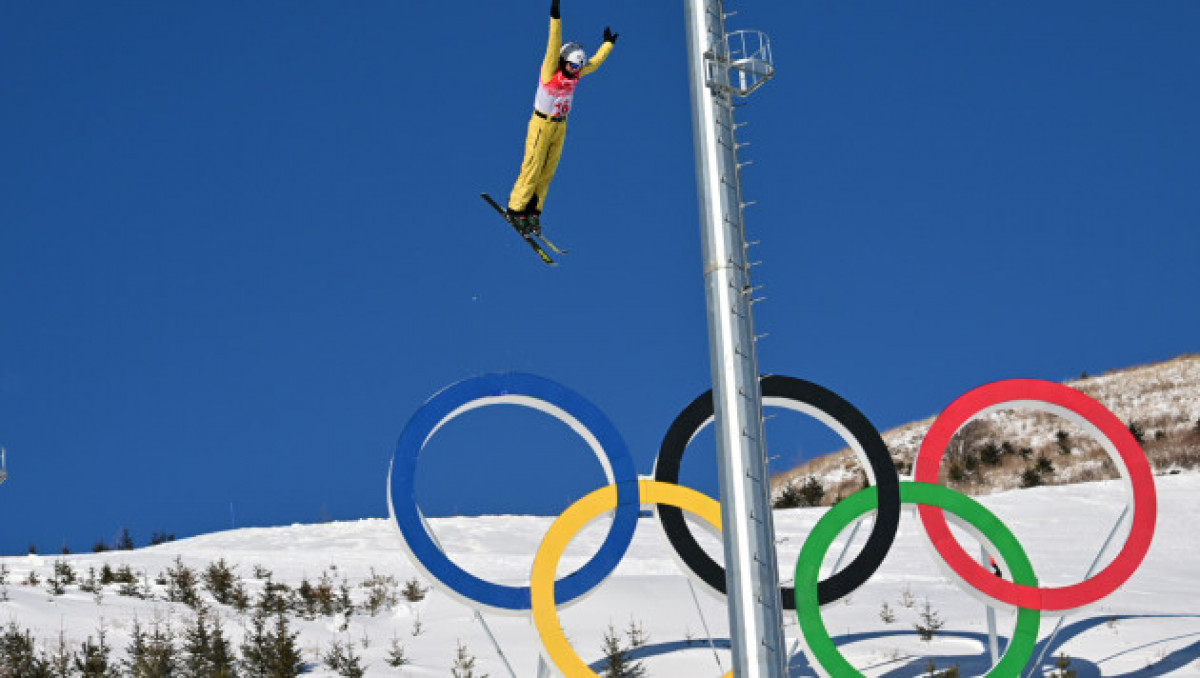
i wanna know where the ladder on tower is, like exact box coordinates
[706,29,775,97]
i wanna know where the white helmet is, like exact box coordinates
[560,42,588,68]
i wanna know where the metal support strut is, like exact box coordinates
[683,0,783,676]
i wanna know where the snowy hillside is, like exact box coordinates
[3,473,1199,676]
[772,355,1200,503]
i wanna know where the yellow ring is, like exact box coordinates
[531,479,733,678]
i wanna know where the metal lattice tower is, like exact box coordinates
[683,1,784,676]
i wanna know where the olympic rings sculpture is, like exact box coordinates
[388,372,1157,677]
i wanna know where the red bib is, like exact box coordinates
[534,71,579,118]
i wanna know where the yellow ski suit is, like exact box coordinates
[507,17,613,214]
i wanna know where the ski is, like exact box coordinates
[534,230,568,256]
[481,193,561,266]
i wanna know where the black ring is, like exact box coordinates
[652,375,901,608]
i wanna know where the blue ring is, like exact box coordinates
[389,373,640,612]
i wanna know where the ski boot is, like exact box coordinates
[506,208,532,235]
[525,212,542,237]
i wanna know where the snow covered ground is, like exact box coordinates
[3,473,1199,676]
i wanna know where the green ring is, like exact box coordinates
[795,482,1041,677]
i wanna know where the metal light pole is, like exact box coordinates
[683,1,784,676]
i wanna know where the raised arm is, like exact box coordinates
[540,0,564,83]
[580,26,618,77]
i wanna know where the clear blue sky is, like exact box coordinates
[2,1,1197,555]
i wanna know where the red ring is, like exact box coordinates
[914,379,1156,612]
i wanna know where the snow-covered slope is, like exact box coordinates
[773,355,1200,501]
[3,473,1199,676]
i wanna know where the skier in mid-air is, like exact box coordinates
[505,0,618,236]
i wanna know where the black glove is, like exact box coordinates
[604,26,619,43]
[550,0,560,19]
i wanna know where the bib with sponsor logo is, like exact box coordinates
[534,70,579,118]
